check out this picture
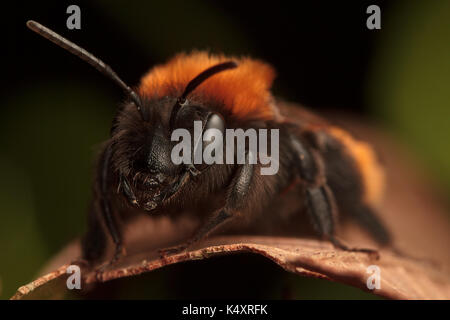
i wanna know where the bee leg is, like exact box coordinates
[81,202,108,263]
[158,209,232,257]
[82,144,125,267]
[303,129,391,248]
[345,203,391,246]
[306,185,379,259]
[159,153,254,257]
[291,135,379,257]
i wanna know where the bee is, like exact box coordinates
[27,20,391,267]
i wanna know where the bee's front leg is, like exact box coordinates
[81,144,126,276]
[159,153,255,257]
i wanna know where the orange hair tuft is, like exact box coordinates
[327,126,385,208]
[138,51,277,120]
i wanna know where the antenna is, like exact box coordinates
[169,61,238,128]
[26,20,144,119]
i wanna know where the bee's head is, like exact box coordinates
[110,97,183,211]
[25,21,236,211]
[110,61,235,211]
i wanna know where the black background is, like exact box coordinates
[3,1,389,115]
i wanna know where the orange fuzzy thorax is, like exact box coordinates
[138,52,277,120]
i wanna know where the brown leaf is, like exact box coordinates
[10,236,450,300]
[10,105,450,300]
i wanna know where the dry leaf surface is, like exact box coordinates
[11,105,450,300]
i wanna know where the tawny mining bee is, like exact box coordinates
[27,20,391,268]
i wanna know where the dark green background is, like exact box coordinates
[0,1,449,299]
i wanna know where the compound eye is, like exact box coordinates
[202,113,225,153]
[204,113,225,137]
[189,112,225,174]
